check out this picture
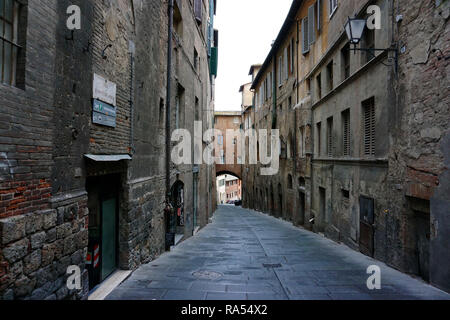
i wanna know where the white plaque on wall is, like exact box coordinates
[93,73,117,106]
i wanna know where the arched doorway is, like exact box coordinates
[166,181,184,238]
[216,173,241,205]
[171,181,185,229]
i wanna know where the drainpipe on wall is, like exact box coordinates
[294,19,300,175]
[166,0,174,198]
[310,81,315,232]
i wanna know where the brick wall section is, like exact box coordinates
[89,0,134,155]
[0,0,92,300]
[0,0,57,219]
[52,0,94,195]
[1,0,217,299]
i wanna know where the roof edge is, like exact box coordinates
[251,0,303,90]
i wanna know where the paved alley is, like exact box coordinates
[106,205,450,300]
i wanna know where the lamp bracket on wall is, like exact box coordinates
[102,44,113,59]
[65,30,74,41]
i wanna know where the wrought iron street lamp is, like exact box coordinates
[344,17,398,73]
[345,17,367,45]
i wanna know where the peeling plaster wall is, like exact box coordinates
[389,0,449,292]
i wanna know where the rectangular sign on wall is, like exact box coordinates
[93,99,117,128]
[93,73,117,106]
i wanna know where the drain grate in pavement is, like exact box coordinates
[192,270,223,280]
[263,263,282,269]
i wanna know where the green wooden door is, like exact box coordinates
[101,198,117,281]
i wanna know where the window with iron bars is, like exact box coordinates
[0,0,24,87]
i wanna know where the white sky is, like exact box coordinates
[214,0,293,112]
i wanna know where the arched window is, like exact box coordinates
[288,174,293,189]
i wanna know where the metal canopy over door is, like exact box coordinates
[359,196,375,257]
[101,197,118,281]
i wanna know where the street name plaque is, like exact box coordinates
[93,99,117,128]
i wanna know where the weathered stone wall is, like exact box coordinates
[1,0,216,300]
[243,0,448,293]
[122,0,167,270]
[388,0,449,292]
[170,0,216,236]
[0,193,89,300]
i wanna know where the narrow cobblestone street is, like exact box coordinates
[107,205,450,300]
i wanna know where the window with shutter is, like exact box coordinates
[317,122,322,156]
[290,38,295,74]
[316,73,322,99]
[342,44,350,80]
[327,117,334,157]
[317,0,322,31]
[287,44,291,75]
[308,5,315,45]
[329,0,338,16]
[214,29,219,47]
[342,109,350,156]
[302,17,309,55]
[260,88,264,108]
[284,47,288,81]
[264,78,268,101]
[278,56,283,86]
[327,61,333,91]
[268,72,272,98]
[362,98,376,156]
[194,0,202,24]
[300,127,305,157]
[263,79,266,101]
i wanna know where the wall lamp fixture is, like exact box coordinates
[344,17,398,73]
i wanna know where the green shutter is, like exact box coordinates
[210,47,218,76]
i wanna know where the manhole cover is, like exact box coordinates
[263,263,282,269]
[192,270,223,280]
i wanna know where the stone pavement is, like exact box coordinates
[106,205,450,300]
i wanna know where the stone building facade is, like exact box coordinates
[243,0,449,292]
[0,0,218,300]
[214,111,243,180]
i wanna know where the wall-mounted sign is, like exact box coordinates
[93,73,117,106]
[93,99,116,128]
